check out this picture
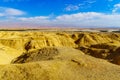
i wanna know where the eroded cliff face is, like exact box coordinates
[0,31,120,80]
[1,32,120,51]
[72,32,120,46]
[0,32,77,52]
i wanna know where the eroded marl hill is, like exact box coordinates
[0,32,120,64]
[0,32,120,50]
[0,31,120,80]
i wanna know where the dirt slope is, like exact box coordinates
[0,47,120,80]
[0,44,21,64]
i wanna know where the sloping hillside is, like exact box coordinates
[0,47,120,80]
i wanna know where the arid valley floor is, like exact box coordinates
[0,29,120,80]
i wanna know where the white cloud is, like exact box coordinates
[1,12,120,28]
[0,13,4,17]
[54,12,120,27]
[56,12,102,21]
[18,16,49,21]
[112,3,120,13]
[5,8,25,16]
[0,7,25,17]
[65,5,79,11]
[64,0,96,12]
[17,16,51,27]
[12,12,120,27]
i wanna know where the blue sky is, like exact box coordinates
[0,0,120,28]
